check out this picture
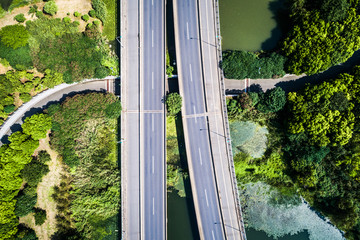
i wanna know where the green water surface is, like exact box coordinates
[220,0,284,51]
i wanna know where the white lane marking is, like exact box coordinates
[205,189,209,207]
[152,114,154,132]
[186,22,190,40]
[152,72,154,90]
[189,64,193,82]
[152,197,155,215]
[212,230,215,240]
[152,30,154,48]
[193,106,197,123]
[152,0,154,6]
[152,156,154,174]
[198,148,202,165]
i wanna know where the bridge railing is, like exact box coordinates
[212,0,247,239]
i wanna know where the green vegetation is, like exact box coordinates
[282,0,360,75]
[82,14,90,22]
[0,113,50,239]
[15,224,38,240]
[0,70,64,123]
[166,93,182,116]
[43,0,58,16]
[222,50,286,79]
[102,0,117,41]
[21,157,49,187]
[230,121,268,158]
[89,9,96,18]
[0,25,29,50]
[166,116,186,197]
[48,92,120,239]
[229,66,360,239]
[74,11,81,17]
[34,208,46,226]
[91,0,107,23]
[14,13,26,23]
[0,42,32,70]
[166,50,174,77]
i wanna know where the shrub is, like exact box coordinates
[89,9,96,17]
[34,208,47,225]
[15,224,38,240]
[0,42,33,69]
[43,0,58,16]
[81,14,90,22]
[34,33,106,82]
[86,22,93,29]
[15,193,37,217]
[37,150,51,164]
[93,19,100,26]
[63,16,71,23]
[66,12,70,16]
[20,93,32,102]
[74,11,81,17]
[0,24,29,49]
[73,20,80,26]
[14,13,26,23]
[94,66,109,79]
[91,0,107,23]
[105,100,122,119]
[4,104,15,114]
[166,93,182,116]
[35,10,43,18]
[0,58,10,67]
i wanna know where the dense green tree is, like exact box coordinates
[15,224,38,240]
[22,113,51,140]
[21,158,49,187]
[166,93,182,116]
[257,87,286,113]
[0,25,29,49]
[222,51,286,79]
[319,0,350,22]
[34,208,46,225]
[41,69,63,88]
[14,193,37,217]
[282,8,360,75]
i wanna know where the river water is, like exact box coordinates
[220,0,285,51]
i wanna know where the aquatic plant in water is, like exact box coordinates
[240,182,344,240]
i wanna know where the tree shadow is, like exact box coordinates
[261,0,290,51]
[0,0,13,11]
[276,49,360,92]
[0,90,106,145]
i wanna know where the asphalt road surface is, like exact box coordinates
[173,0,225,239]
[141,0,166,239]
[121,0,141,238]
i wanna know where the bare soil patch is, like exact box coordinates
[0,0,93,31]
[19,132,65,240]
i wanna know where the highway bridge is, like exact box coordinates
[173,0,247,239]
[121,0,246,239]
[121,0,166,239]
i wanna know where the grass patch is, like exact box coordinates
[167,116,180,164]
[102,0,116,41]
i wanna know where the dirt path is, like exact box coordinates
[19,132,65,240]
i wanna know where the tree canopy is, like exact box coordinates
[0,25,29,49]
